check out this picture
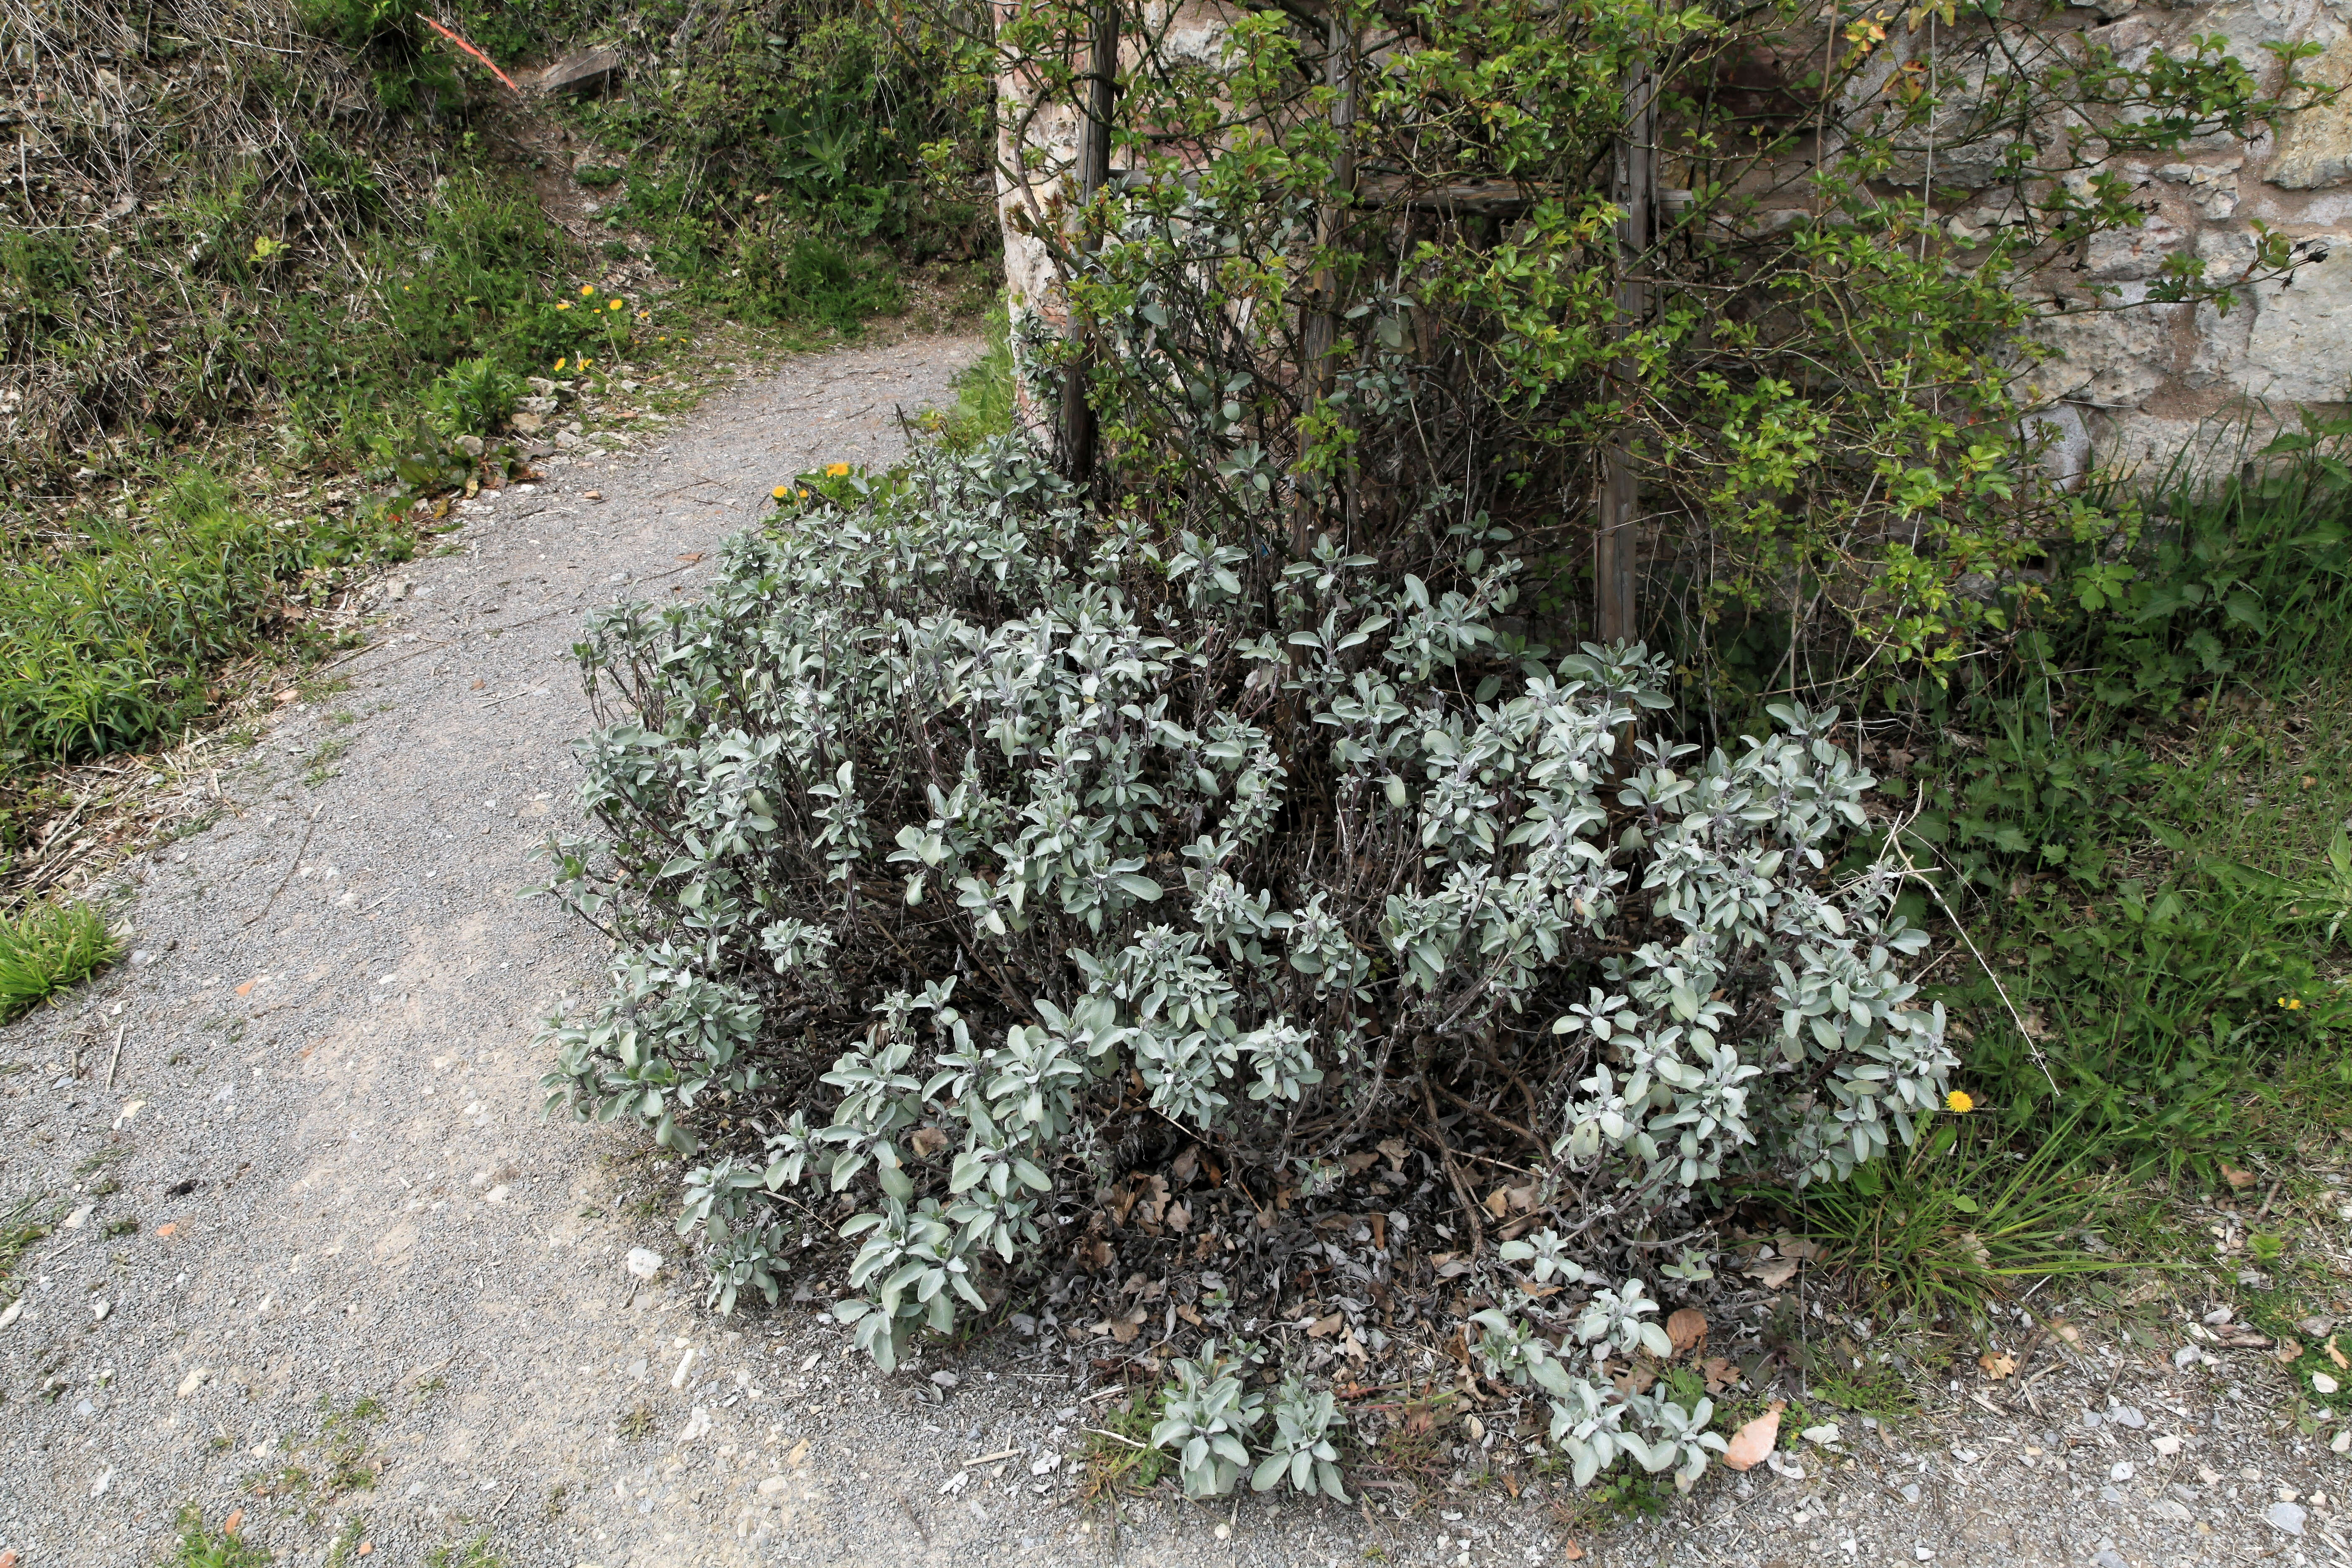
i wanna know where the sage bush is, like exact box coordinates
[537,438,1952,1490]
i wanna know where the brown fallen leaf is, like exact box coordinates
[1105,1307,1146,1344]
[1720,1402,1784,1472]
[676,552,705,563]
[907,1127,949,1159]
[223,1510,245,1538]
[1165,1200,1191,1233]
[2328,1336,2349,1371]
[356,1545,372,1558]
[1370,1213,1387,1251]
[2220,1162,2259,1190]
[1978,1350,2017,1380]
[1779,1237,1824,1262]
[2047,1315,2081,1344]
[1172,1145,1202,1184]
[235,979,256,998]
[1562,1542,1586,1563]
[1666,1308,1707,1356]
[2275,1336,2306,1365]
[1308,1312,1344,1338]
[1746,1254,1799,1289]
[1483,1188,1510,1219]
[1699,1356,1742,1394]
[155,1223,178,1239]
[1377,1137,1408,1173]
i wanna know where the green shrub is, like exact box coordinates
[0,901,120,1022]
[536,439,1954,1489]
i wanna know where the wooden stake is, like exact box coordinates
[1596,58,1656,646]
[1292,15,1356,557]
[1059,1,1120,482]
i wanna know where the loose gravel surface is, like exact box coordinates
[2,333,2348,1568]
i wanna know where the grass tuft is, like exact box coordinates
[0,900,120,1022]
[1771,1117,2125,1321]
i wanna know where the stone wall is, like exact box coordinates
[994,0,2352,475]
[2019,0,2352,477]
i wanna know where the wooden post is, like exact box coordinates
[1291,15,1356,556]
[1596,57,1655,646]
[1059,1,1119,482]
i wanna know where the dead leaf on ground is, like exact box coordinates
[1699,1356,1741,1394]
[1171,1145,1200,1184]
[908,1127,948,1159]
[1165,1200,1191,1233]
[1778,1237,1824,1262]
[1377,1137,1408,1173]
[1720,1403,1784,1471]
[1102,1307,1147,1344]
[676,552,705,563]
[1667,1308,1707,1355]
[2275,1336,2306,1365]
[2220,1162,2259,1190]
[2327,1336,2349,1370]
[1978,1350,2017,1380]
[1483,1188,1509,1219]
[1308,1312,1344,1339]
[2047,1315,2080,1344]
[1562,1542,1586,1563]
[1746,1254,1799,1289]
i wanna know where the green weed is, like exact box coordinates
[0,1191,64,1306]
[168,1504,271,1568]
[924,304,1016,452]
[1076,1393,1166,1503]
[0,901,120,1021]
[426,1533,501,1568]
[0,475,309,766]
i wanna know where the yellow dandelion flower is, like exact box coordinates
[556,300,571,310]
[637,310,651,320]
[772,485,791,500]
[554,357,567,371]
[581,284,596,296]
[824,462,851,477]
[1945,1090,1975,1114]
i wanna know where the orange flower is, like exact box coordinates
[823,462,851,477]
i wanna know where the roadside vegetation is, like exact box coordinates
[0,0,992,890]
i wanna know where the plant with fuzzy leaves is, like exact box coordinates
[1149,1343,1265,1498]
[1252,1377,1349,1499]
[535,436,1951,1364]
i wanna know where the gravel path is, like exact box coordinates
[2,333,2346,1568]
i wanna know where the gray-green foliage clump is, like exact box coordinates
[535,438,1950,1467]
